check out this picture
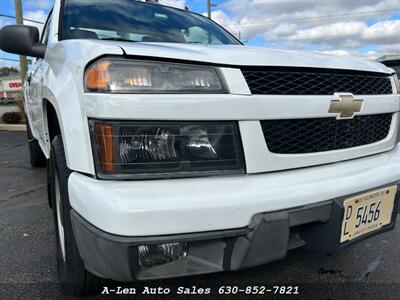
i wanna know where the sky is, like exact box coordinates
[1,0,400,69]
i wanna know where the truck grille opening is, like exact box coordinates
[241,68,393,95]
[261,114,392,154]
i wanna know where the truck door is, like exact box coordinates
[26,11,52,147]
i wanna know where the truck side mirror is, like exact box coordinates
[0,25,45,58]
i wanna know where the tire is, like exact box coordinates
[50,135,104,295]
[26,121,47,168]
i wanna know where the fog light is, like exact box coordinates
[138,243,188,269]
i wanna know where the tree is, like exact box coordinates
[0,67,19,77]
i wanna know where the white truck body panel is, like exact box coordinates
[22,0,400,238]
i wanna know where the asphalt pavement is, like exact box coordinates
[0,131,399,300]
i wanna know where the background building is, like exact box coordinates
[0,75,23,100]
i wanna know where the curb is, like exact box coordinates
[0,124,27,131]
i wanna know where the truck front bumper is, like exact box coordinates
[68,145,400,281]
[71,189,400,282]
[68,144,400,237]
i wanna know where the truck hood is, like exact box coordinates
[108,42,392,74]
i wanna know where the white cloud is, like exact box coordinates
[288,22,365,42]
[24,10,48,24]
[23,10,48,33]
[380,43,400,54]
[314,49,379,60]
[315,50,352,57]
[210,0,400,58]
[277,19,400,48]
[208,10,240,37]
[25,0,53,10]
[363,50,380,60]
[363,20,400,44]
[159,0,187,9]
[269,23,298,38]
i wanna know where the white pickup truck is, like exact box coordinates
[1,0,400,296]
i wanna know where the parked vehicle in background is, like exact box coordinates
[379,55,400,78]
[0,98,17,105]
[0,0,400,296]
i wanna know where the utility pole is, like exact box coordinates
[15,0,28,83]
[207,0,212,19]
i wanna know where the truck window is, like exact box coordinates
[183,26,223,44]
[41,11,52,45]
[61,0,240,45]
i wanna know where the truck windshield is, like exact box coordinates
[61,0,240,45]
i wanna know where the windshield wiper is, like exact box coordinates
[101,38,137,42]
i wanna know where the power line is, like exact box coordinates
[0,13,44,24]
[206,0,400,5]
[223,8,400,29]
[194,0,380,3]
[0,58,20,62]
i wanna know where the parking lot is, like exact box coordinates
[0,131,399,299]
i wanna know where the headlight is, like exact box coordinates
[394,74,400,94]
[90,120,244,179]
[84,59,226,93]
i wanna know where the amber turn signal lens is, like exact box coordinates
[95,124,114,173]
[85,60,112,92]
[84,58,225,94]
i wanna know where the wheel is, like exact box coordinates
[26,120,47,168]
[50,135,104,295]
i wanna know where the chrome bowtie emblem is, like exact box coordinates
[329,93,364,119]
